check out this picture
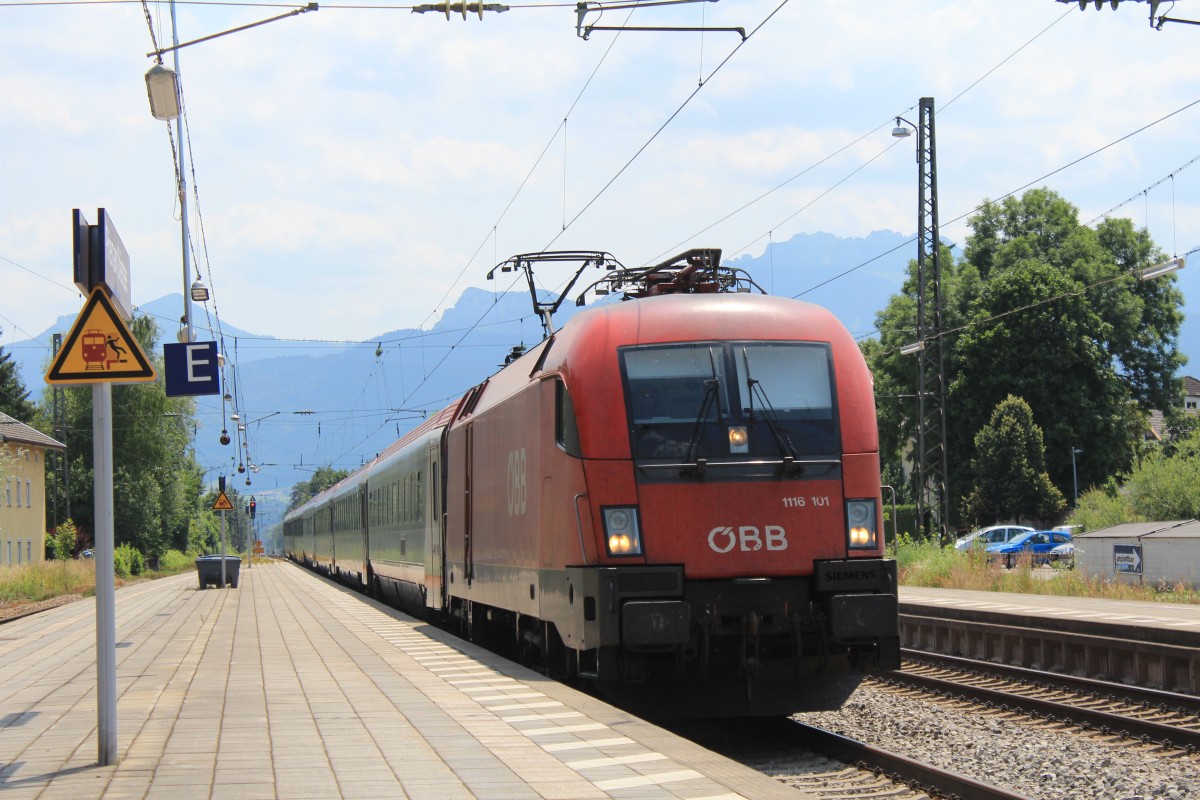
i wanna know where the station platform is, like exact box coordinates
[0,562,805,800]
[899,585,1200,639]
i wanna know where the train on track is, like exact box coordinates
[283,248,899,716]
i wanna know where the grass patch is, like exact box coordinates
[0,559,97,604]
[897,540,1200,604]
[0,550,209,607]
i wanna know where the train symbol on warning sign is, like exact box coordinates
[81,330,128,371]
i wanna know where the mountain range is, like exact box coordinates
[9,230,1196,529]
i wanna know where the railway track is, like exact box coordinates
[677,648,1200,799]
[669,717,1033,800]
[887,650,1200,753]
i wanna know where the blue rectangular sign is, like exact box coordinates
[164,341,220,397]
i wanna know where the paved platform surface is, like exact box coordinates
[0,562,808,800]
[900,585,1200,637]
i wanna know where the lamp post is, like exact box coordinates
[893,97,949,542]
[145,2,317,344]
[142,3,195,345]
[1071,447,1083,507]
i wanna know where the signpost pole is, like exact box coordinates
[220,509,227,588]
[52,213,151,769]
[93,383,118,766]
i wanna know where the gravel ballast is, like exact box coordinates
[791,684,1200,800]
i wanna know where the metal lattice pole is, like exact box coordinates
[913,97,950,541]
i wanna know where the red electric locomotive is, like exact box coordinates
[284,248,899,717]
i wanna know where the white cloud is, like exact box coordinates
[0,0,1195,350]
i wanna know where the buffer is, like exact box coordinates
[46,288,157,385]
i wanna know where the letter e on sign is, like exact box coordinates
[164,341,221,397]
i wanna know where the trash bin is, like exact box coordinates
[195,555,241,589]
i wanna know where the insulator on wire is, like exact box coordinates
[411,2,509,20]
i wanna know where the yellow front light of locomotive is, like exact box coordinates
[846,499,878,550]
[602,505,643,557]
[608,533,632,553]
[849,526,875,547]
[728,425,748,453]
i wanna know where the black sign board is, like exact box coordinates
[72,208,132,321]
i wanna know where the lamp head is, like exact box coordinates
[145,63,181,122]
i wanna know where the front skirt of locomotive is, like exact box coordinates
[559,560,899,718]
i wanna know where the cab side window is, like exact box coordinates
[555,378,581,457]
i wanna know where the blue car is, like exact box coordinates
[986,530,1073,569]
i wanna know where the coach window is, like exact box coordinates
[555,378,581,457]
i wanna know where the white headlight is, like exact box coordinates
[602,506,643,557]
[846,500,877,550]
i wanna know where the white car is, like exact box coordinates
[954,525,1034,552]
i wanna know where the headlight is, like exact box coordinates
[846,499,877,550]
[602,505,643,557]
[728,425,748,453]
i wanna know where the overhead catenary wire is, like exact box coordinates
[4,1,1195,482]
[850,149,1200,349]
[789,93,1200,310]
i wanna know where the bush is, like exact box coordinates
[113,544,144,578]
[49,520,78,561]
[158,550,192,573]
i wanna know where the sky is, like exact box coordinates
[2,0,1199,357]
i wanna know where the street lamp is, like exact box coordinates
[145,1,319,346]
[1138,256,1185,280]
[1071,447,1083,507]
[190,278,210,302]
[144,63,180,121]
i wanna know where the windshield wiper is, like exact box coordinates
[741,347,801,474]
[683,349,722,476]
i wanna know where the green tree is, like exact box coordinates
[1123,426,1200,521]
[1071,426,1200,530]
[49,519,79,560]
[0,332,36,422]
[1072,486,1135,532]
[868,189,1185,525]
[951,258,1133,498]
[961,395,1065,525]
[52,316,204,561]
[287,465,350,512]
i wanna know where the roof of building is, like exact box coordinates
[1146,409,1165,440]
[1185,375,1200,398]
[0,412,65,451]
[1075,520,1197,539]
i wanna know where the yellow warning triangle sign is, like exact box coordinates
[46,288,157,385]
[212,491,235,512]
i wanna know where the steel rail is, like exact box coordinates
[875,665,1200,753]
[901,649,1200,715]
[787,720,1034,800]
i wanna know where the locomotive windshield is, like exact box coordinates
[620,341,839,479]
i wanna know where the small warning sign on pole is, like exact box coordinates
[212,491,235,512]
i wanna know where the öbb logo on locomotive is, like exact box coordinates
[707,525,788,553]
[283,247,901,718]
